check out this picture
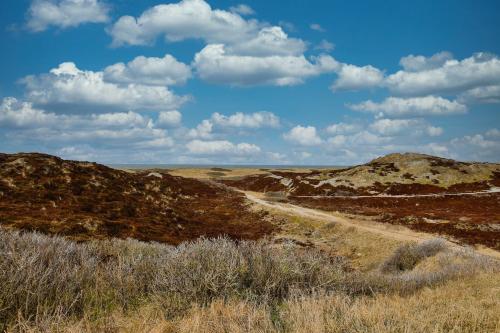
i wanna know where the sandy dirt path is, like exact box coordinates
[243,191,500,259]
[292,186,500,199]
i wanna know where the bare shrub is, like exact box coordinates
[148,237,350,316]
[380,238,448,273]
[0,229,349,328]
[374,239,499,294]
[2,229,498,331]
[0,230,100,329]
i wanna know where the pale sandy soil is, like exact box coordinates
[242,190,500,260]
[167,168,271,179]
[166,167,330,179]
[151,167,500,259]
[122,166,500,258]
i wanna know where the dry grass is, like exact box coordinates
[0,228,350,330]
[173,272,500,333]
[12,273,499,333]
[1,228,499,332]
[165,168,270,179]
[278,272,500,333]
[266,209,402,270]
[380,238,448,272]
[165,167,331,180]
[371,244,498,295]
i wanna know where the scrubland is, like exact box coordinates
[2,153,499,332]
[1,228,499,333]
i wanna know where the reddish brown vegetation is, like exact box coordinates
[221,154,500,249]
[223,174,288,193]
[288,194,500,249]
[0,153,274,244]
[223,172,499,197]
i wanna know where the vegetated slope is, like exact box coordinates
[222,153,500,196]
[222,153,500,249]
[0,153,273,244]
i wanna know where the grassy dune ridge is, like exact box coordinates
[1,228,498,332]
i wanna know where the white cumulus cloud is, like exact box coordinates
[329,52,500,104]
[103,54,191,86]
[458,85,500,104]
[0,97,57,128]
[399,51,454,72]
[369,118,443,137]
[426,126,443,137]
[331,64,384,91]
[193,44,339,86]
[227,26,306,57]
[229,4,255,16]
[448,132,500,161]
[21,62,188,113]
[387,52,500,96]
[108,0,260,46]
[27,0,109,32]
[349,96,467,118]
[187,120,214,139]
[283,125,323,146]
[485,128,500,138]
[0,97,176,151]
[186,139,261,156]
[157,110,182,128]
[325,122,362,135]
[315,39,335,52]
[210,111,280,128]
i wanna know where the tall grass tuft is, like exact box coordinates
[380,238,448,273]
[374,238,498,294]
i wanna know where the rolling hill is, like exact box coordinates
[0,153,273,244]
[221,153,500,249]
[222,153,500,196]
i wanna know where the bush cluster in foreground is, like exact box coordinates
[0,228,498,332]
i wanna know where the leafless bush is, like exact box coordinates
[375,239,499,294]
[380,238,448,273]
[144,237,351,316]
[0,229,349,328]
[1,229,497,331]
[0,230,99,330]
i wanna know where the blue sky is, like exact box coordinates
[0,0,499,165]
